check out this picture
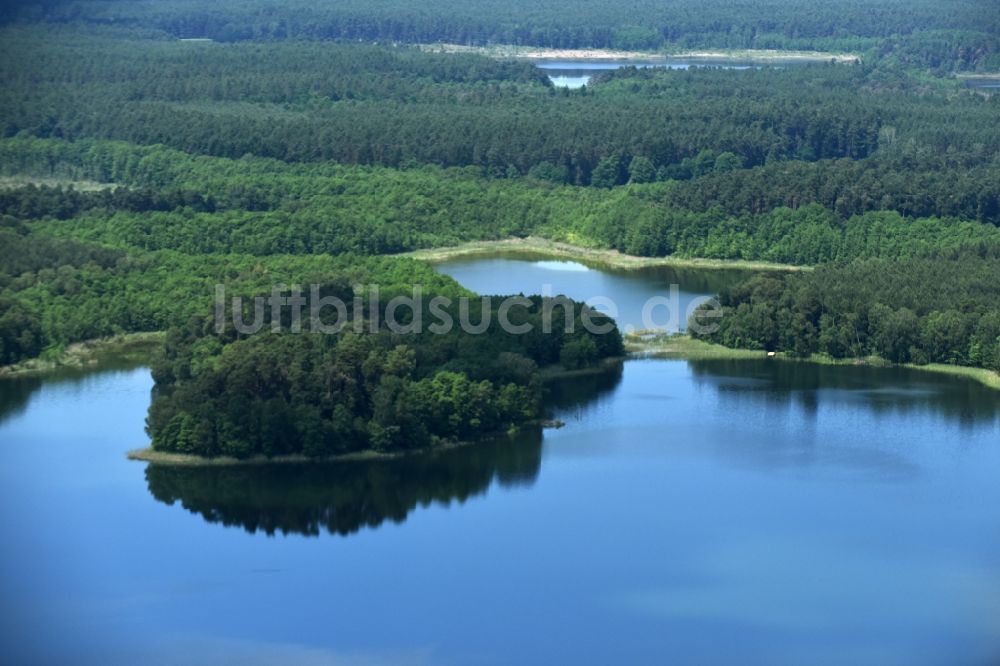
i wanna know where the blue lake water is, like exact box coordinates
[1,259,998,664]
[435,255,750,333]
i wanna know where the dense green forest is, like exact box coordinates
[4,0,997,70]
[147,292,622,457]
[0,3,998,454]
[0,220,463,365]
[693,258,1000,369]
[3,26,998,180]
[3,132,1000,369]
[4,134,1000,262]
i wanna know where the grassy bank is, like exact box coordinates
[0,176,116,191]
[127,446,414,467]
[404,237,804,272]
[899,363,1000,390]
[629,334,1000,390]
[794,353,1000,390]
[625,332,769,359]
[0,332,163,378]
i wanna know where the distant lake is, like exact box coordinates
[538,58,778,88]
[1,259,998,664]
[435,253,751,332]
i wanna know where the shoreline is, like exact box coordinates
[128,444,463,467]
[627,334,1000,390]
[128,419,564,467]
[625,333,767,360]
[403,236,805,272]
[419,43,860,64]
[3,320,994,393]
[0,332,163,378]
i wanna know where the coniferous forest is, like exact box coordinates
[1,0,999,455]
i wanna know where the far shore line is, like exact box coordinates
[3,327,996,394]
[128,336,1000,467]
[627,333,1000,390]
[0,332,164,378]
[419,43,861,64]
[402,236,806,272]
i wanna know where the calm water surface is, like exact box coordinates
[435,254,749,333]
[1,261,998,665]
